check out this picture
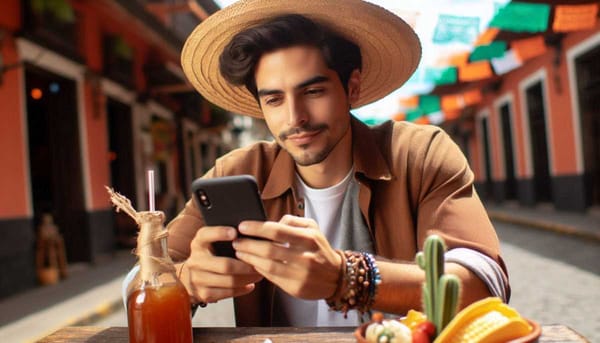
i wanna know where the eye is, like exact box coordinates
[264,96,283,106]
[305,88,324,96]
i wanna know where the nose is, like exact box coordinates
[286,96,308,127]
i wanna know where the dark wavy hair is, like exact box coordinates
[219,14,362,102]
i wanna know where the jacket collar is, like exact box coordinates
[350,116,392,182]
[261,115,392,200]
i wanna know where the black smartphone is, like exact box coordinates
[191,175,267,258]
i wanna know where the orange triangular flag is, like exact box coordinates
[512,36,547,62]
[414,116,430,125]
[393,112,406,121]
[448,51,471,68]
[441,94,464,112]
[399,95,419,108]
[474,28,500,46]
[459,61,493,82]
[553,4,598,32]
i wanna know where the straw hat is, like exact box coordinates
[181,0,421,118]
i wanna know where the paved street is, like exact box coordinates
[91,220,600,341]
[494,221,600,342]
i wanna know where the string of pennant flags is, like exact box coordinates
[394,1,599,126]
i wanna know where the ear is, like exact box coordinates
[347,69,361,105]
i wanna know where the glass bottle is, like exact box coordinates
[125,211,193,343]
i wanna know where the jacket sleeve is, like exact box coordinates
[166,167,217,261]
[414,128,510,297]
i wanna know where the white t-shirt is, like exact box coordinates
[275,168,361,327]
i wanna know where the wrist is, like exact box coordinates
[326,249,347,301]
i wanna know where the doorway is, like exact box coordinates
[499,103,517,200]
[575,44,600,208]
[525,82,552,204]
[480,116,494,200]
[107,98,137,248]
[26,65,87,262]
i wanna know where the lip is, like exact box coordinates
[287,130,321,146]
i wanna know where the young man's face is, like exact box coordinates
[254,45,359,167]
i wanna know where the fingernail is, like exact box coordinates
[238,223,248,233]
[227,228,237,239]
[232,240,238,248]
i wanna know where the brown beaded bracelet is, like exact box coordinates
[326,250,381,317]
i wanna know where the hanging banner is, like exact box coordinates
[441,94,464,112]
[553,4,599,32]
[393,112,406,121]
[427,111,445,125]
[474,28,500,46]
[399,95,419,109]
[425,67,458,85]
[511,35,547,62]
[433,14,480,44]
[414,116,430,125]
[459,61,493,82]
[406,108,424,122]
[489,2,550,33]
[491,49,522,75]
[469,41,507,62]
[420,95,441,114]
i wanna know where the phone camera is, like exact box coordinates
[197,189,212,208]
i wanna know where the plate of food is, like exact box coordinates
[354,235,542,343]
[354,300,542,343]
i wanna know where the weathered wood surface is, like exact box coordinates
[37,325,589,343]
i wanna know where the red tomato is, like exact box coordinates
[412,328,430,343]
[416,321,436,338]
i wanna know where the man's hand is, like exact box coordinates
[232,215,342,300]
[179,226,264,304]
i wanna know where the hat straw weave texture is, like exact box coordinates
[181,0,422,118]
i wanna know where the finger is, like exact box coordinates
[233,237,300,261]
[239,221,318,249]
[278,214,317,228]
[192,284,256,304]
[191,226,237,251]
[188,268,263,288]
[236,250,293,279]
[187,254,260,275]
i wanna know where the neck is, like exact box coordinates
[296,122,353,189]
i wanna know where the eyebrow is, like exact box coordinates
[257,75,330,98]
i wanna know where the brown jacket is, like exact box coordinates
[167,116,509,326]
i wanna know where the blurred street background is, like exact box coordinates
[0,0,599,342]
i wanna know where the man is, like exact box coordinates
[167,0,509,327]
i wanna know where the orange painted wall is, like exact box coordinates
[0,0,20,31]
[474,25,600,180]
[0,36,29,218]
[74,0,181,210]
[554,23,600,175]
[469,129,482,182]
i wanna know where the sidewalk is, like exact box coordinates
[0,203,597,342]
[0,250,136,343]
[485,202,600,242]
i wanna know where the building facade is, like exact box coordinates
[450,23,600,213]
[0,0,255,298]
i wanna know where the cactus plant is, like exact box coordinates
[416,235,461,337]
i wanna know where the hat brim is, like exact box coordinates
[181,0,422,118]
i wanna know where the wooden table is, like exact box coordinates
[37,325,589,342]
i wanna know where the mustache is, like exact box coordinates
[278,123,328,141]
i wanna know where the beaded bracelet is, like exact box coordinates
[326,250,381,317]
